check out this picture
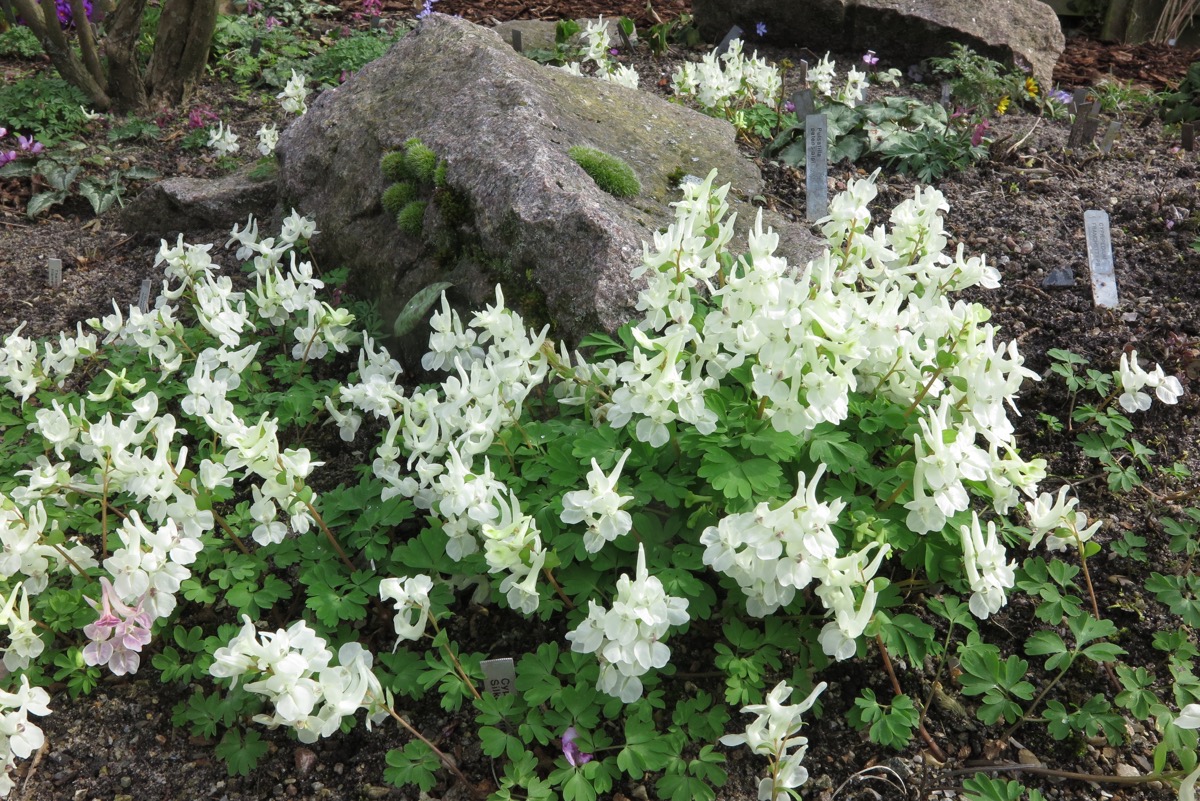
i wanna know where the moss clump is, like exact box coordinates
[433,160,449,188]
[397,200,428,236]
[404,138,439,184]
[380,150,410,182]
[568,146,641,198]
[382,181,418,216]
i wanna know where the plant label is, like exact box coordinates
[1099,121,1121,154]
[1070,87,1089,115]
[370,14,382,28]
[47,258,62,288]
[138,279,152,313]
[510,30,522,52]
[1084,210,1119,308]
[714,25,744,57]
[1067,102,1095,148]
[805,114,829,222]
[481,658,517,696]
[249,38,262,58]
[792,89,815,119]
[940,81,951,107]
[1183,122,1196,152]
[797,59,808,85]
[1081,107,1102,144]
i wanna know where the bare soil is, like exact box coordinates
[1,3,1199,801]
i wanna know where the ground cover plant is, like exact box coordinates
[1,2,1200,800]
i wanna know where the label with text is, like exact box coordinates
[1084,210,1119,308]
[481,658,517,696]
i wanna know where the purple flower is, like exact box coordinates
[0,151,15,168]
[187,105,219,129]
[264,14,281,29]
[416,0,438,18]
[863,50,879,66]
[246,0,262,13]
[971,120,990,146]
[609,48,619,56]
[1049,89,1073,104]
[17,135,43,154]
[784,101,795,113]
[755,21,767,37]
[561,727,593,768]
[0,127,6,139]
[362,0,382,14]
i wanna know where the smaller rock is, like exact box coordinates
[1115,763,1140,777]
[295,747,317,776]
[1042,267,1074,287]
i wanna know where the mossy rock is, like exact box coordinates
[397,200,428,236]
[568,146,640,198]
[382,181,418,216]
[404,138,439,185]
[380,150,410,182]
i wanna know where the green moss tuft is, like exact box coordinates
[397,200,428,236]
[405,139,439,185]
[381,181,418,216]
[568,146,641,198]
[380,150,409,182]
[433,160,449,188]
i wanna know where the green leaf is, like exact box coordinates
[392,281,454,337]
[698,449,782,501]
[215,728,269,777]
[384,740,440,791]
[27,190,67,218]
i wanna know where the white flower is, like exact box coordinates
[1178,703,1200,729]
[256,123,279,156]
[207,122,240,156]
[565,545,688,702]
[278,70,309,115]
[560,449,634,552]
[960,512,1015,619]
[379,574,434,645]
[720,681,826,801]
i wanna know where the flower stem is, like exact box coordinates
[875,633,947,762]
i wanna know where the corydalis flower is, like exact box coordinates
[257,123,279,156]
[82,577,152,676]
[207,122,240,156]
[561,727,593,767]
[560,449,634,552]
[862,50,879,66]
[277,70,309,115]
[417,0,438,18]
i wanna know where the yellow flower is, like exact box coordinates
[1025,77,1039,97]
[996,96,1011,115]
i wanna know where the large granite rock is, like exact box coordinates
[693,0,1064,90]
[274,13,821,343]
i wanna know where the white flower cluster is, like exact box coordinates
[0,584,42,672]
[207,122,240,156]
[211,616,387,743]
[0,320,96,402]
[720,680,826,801]
[595,169,1050,631]
[559,17,640,89]
[379,574,433,646]
[328,286,553,612]
[1024,485,1102,552]
[959,512,1015,619]
[672,38,782,113]
[0,677,50,797]
[565,545,689,702]
[257,123,279,156]
[560,449,634,552]
[277,69,309,115]
[699,465,891,659]
[1118,349,1184,412]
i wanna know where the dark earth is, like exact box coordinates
[1,1,1199,799]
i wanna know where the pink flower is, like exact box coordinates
[561,727,593,767]
[17,135,43,154]
[971,120,991,146]
[0,151,15,167]
[264,15,281,29]
[82,577,152,676]
[863,50,879,66]
[0,127,7,138]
